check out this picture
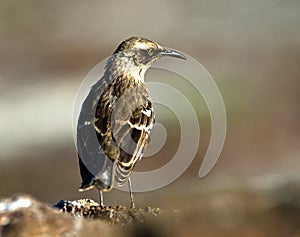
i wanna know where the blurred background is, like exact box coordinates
[0,0,300,235]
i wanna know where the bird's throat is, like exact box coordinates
[127,68,147,83]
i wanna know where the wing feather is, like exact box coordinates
[111,85,154,185]
[77,77,117,191]
[77,74,154,190]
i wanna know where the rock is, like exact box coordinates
[2,179,300,237]
[53,199,161,226]
[0,194,163,237]
[0,194,112,237]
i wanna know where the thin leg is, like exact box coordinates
[99,190,104,208]
[128,178,136,208]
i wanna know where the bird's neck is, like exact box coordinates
[123,68,147,83]
[105,55,149,84]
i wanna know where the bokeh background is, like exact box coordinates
[1,0,300,235]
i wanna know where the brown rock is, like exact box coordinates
[0,194,112,237]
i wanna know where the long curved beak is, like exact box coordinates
[160,48,187,60]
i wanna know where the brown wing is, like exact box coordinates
[78,74,154,190]
[110,84,155,185]
[77,76,118,191]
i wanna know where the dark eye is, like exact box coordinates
[148,48,154,55]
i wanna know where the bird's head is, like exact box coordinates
[109,37,186,81]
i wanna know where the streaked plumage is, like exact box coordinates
[77,36,186,207]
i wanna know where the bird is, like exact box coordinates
[77,36,186,208]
